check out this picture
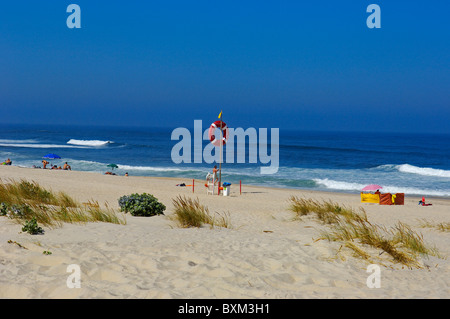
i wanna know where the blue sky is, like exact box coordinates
[0,1,449,133]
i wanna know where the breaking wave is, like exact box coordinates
[67,139,113,147]
[394,164,450,178]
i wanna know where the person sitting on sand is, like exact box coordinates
[419,196,432,206]
[42,160,49,169]
[125,172,128,176]
[63,162,71,170]
[419,196,425,205]
[3,158,12,165]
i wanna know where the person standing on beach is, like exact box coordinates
[42,160,49,169]
[212,165,220,182]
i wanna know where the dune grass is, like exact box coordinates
[0,179,70,207]
[289,196,440,268]
[171,196,231,229]
[288,197,368,224]
[436,223,450,232]
[419,219,450,232]
[0,179,126,227]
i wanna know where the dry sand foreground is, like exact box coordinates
[0,165,449,299]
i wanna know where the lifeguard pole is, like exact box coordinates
[218,110,223,195]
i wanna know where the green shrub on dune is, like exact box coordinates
[118,193,166,217]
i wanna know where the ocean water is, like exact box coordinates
[1,124,449,198]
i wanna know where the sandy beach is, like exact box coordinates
[0,165,449,299]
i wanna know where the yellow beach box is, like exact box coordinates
[361,192,380,203]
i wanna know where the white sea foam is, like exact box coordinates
[67,139,113,147]
[314,178,450,197]
[0,139,39,144]
[313,178,366,191]
[117,164,190,172]
[395,164,450,178]
[25,157,202,174]
[0,143,87,149]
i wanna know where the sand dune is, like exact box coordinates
[0,166,449,298]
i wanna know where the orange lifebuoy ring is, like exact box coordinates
[208,120,228,147]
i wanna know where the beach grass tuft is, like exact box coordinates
[288,196,368,224]
[289,196,440,268]
[393,222,441,258]
[0,179,126,227]
[343,241,373,262]
[419,219,450,232]
[171,196,231,229]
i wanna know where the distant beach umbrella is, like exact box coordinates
[362,184,383,191]
[43,153,61,159]
[107,163,119,170]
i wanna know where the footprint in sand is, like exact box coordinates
[87,268,129,284]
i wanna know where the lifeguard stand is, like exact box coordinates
[206,172,216,195]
